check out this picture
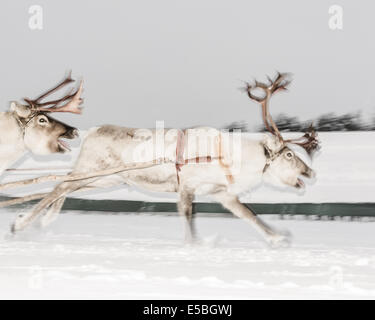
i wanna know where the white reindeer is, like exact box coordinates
[7,73,318,247]
[0,72,84,176]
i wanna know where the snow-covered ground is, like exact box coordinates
[1,131,374,299]
[1,210,375,300]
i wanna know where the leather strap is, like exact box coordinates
[217,133,234,184]
[175,130,234,185]
[262,144,287,173]
[175,129,186,184]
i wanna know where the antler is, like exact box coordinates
[244,72,319,155]
[24,71,84,114]
[285,124,320,155]
[245,72,291,140]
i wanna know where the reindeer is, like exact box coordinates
[7,73,318,247]
[0,72,84,176]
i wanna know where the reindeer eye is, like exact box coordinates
[38,117,47,124]
[285,151,294,159]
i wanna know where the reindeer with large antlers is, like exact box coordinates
[0,72,84,176]
[7,72,318,248]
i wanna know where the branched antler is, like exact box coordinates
[285,124,320,154]
[23,71,84,114]
[245,72,291,140]
[244,72,319,154]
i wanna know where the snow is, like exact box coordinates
[1,210,375,299]
[0,131,374,299]
[2,131,374,203]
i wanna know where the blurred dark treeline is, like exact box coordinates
[223,112,375,132]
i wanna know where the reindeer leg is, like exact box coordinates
[177,188,197,243]
[39,196,66,227]
[11,180,92,233]
[40,184,101,227]
[213,191,291,248]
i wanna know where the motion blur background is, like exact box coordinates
[0,0,373,131]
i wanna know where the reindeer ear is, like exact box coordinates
[10,101,32,118]
[262,134,284,154]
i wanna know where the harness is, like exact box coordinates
[262,144,286,173]
[13,112,38,139]
[175,130,234,185]
[175,131,288,185]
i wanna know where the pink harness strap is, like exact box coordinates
[216,134,234,184]
[174,130,234,185]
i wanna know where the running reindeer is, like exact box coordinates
[5,72,319,247]
[0,72,83,175]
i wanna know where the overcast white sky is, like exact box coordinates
[0,0,374,130]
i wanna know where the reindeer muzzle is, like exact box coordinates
[302,167,315,179]
[61,127,79,139]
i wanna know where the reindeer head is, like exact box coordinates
[10,72,83,155]
[245,72,319,189]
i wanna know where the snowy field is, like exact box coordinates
[1,210,375,300]
[1,131,375,299]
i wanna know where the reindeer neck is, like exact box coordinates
[0,112,27,175]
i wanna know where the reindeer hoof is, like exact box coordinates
[184,236,199,246]
[10,213,29,234]
[10,221,23,234]
[10,223,17,234]
[267,231,292,248]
